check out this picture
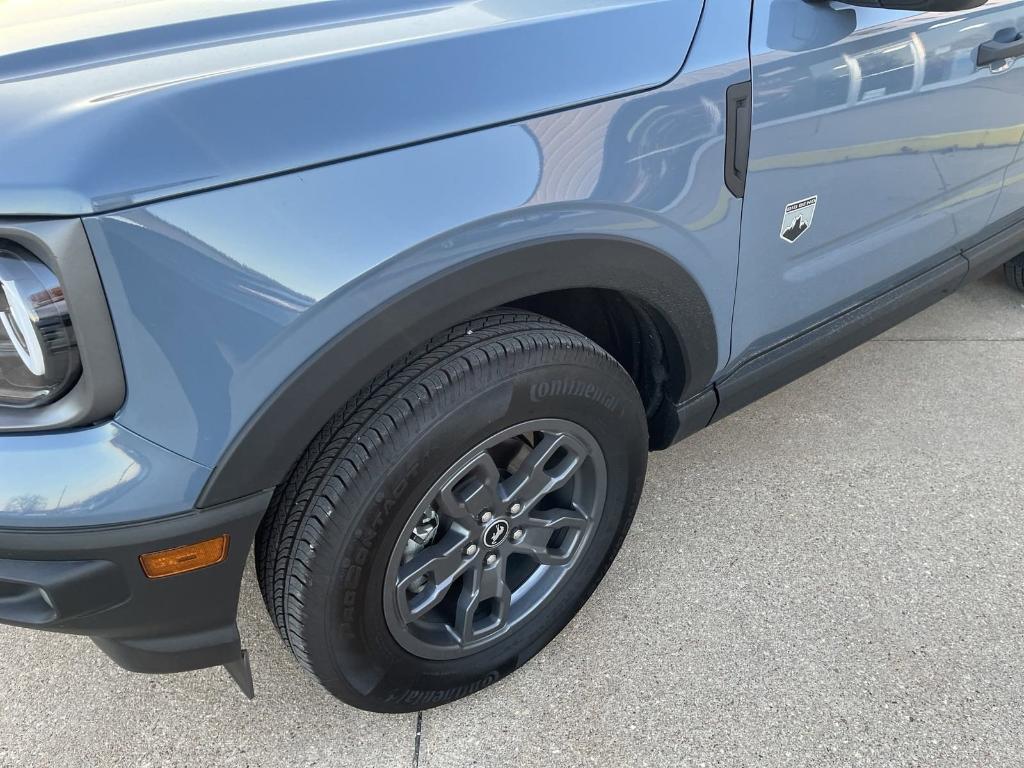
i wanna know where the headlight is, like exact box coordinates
[0,242,81,407]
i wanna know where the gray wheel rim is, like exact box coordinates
[383,418,608,660]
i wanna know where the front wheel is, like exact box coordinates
[255,310,648,712]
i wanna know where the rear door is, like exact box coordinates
[731,0,1024,362]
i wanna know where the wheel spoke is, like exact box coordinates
[453,557,511,644]
[522,506,589,530]
[435,451,503,529]
[510,507,589,566]
[501,432,587,509]
[396,530,473,623]
[508,530,572,566]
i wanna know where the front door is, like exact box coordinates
[731,0,1024,363]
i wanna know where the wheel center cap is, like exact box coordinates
[482,519,510,548]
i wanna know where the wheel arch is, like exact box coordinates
[197,235,717,508]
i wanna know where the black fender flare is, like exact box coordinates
[197,235,717,507]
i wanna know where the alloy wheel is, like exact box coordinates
[383,418,608,660]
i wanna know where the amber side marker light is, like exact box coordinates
[140,535,230,579]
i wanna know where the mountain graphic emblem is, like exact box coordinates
[779,195,817,243]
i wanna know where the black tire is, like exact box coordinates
[1004,254,1024,293]
[255,309,648,712]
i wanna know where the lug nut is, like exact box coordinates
[510,502,523,514]
[485,553,499,566]
[465,544,479,557]
[512,528,524,542]
[480,510,493,524]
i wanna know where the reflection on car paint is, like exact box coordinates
[87,0,750,467]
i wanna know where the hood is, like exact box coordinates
[0,0,704,216]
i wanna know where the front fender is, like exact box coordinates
[85,47,745,505]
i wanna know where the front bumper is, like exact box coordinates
[0,489,270,676]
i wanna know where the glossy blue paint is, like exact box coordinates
[0,0,705,216]
[85,0,750,468]
[4,0,1024,690]
[3,0,1021,534]
[731,0,1024,362]
[987,5,1024,226]
[0,423,209,528]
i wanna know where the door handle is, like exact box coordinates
[978,29,1024,67]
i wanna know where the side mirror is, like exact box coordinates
[826,0,986,10]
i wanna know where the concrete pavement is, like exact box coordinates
[2,271,1022,767]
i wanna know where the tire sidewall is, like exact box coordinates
[300,352,647,711]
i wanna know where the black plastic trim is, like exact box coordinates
[198,236,718,507]
[0,219,125,431]
[0,559,127,626]
[0,490,271,674]
[665,387,719,446]
[724,80,752,199]
[711,255,967,423]
[962,212,1024,283]
[660,208,1024,443]
[978,31,1024,67]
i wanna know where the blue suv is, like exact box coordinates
[2,0,1024,712]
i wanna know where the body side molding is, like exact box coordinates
[711,255,967,423]
[668,209,1024,441]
